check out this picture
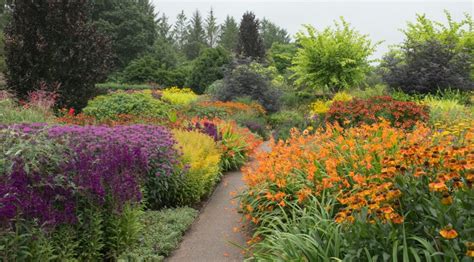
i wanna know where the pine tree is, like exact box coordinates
[237,12,265,59]
[184,10,206,59]
[260,18,290,49]
[205,8,219,47]
[173,10,188,50]
[218,16,239,52]
[157,13,173,43]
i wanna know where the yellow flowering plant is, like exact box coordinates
[162,87,199,106]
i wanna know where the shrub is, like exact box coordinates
[1,124,182,259]
[422,96,474,135]
[269,110,308,141]
[381,12,474,94]
[326,96,429,129]
[162,87,199,106]
[0,91,54,124]
[120,208,198,261]
[96,82,154,91]
[230,112,268,139]
[292,19,377,92]
[172,130,222,204]
[241,121,474,260]
[214,64,282,112]
[187,47,232,94]
[83,91,173,120]
[5,0,112,110]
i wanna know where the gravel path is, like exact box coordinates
[167,142,271,262]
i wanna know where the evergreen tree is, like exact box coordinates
[218,16,239,52]
[205,8,219,47]
[173,10,188,50]
[157,13,173,43]
[260,18,290,49]
[237,12,265,59]
[5,0,112,109]
[184,10,206,59]
[92,0,157,69]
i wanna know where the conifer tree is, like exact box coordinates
[237,11,265,59]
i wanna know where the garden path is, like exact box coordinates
[167,142,271,262]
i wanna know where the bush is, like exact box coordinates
[120,208,198,261]
[83,91,173,120]
[172,130,222,204]
[292,19,377,92]
[269,110,308,141]
[120,55,189,87]
[241,122,474,260]
[187,47,232,94]
[326,96,429,129]
[162,87,199,106]
[96,82,154,91]
[214,64,282,112]
[422,96,474,134]
[0,91,55,124]
[381,13,474,94]
[1,124,182,260]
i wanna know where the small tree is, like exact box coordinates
[5,0,112,109]
[187,47,232,94]
[292,18,377,92]
[236,12,265,59]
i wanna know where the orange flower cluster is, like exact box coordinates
[198,101,266,116]
[242,120,473,226]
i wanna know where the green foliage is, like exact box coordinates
[187,47,232,94]
[237,12,265,59]
[260,18,290,50]
[381,12,474,94]
[173,130,222,204]
[350,84,388,99]
[120,208,198,261]
[162,87,199,106]
[0,205,143,261]
[219,16,239,51]
[292,18,377,92]
[120,46,189,87]
[267,42,298,74]
[0,98,52,124]
[184,10,207,60]
[214,64,282,112]
[230,111,268,139]
[422,96,473,126]
[269,110,308,141]
[96,82,154,91]
[83,91,173,120]
[92,0,157,68]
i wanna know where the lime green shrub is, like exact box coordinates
[162,87,199,106]
[173,130,222,204]
[422,96,474,133]
[83,91,172,120]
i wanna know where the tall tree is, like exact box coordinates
[205,8,219,47]
[260,18,290,49]
[5,0,112,109]
[92,0,157,69]
[173,10,188,51]
[218,16,239,52]
[237,12,265,59]
[184,10,206,59]
[157,13,173,43]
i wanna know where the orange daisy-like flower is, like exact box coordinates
[429,181,448,192]
[439,225,458,239]
[466,242,474,257]
[441,193,453,205]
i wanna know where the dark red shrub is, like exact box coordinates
[325,96,429,129]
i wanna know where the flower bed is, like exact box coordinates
[241,121,473,260]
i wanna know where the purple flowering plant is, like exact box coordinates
[0,124,182,228]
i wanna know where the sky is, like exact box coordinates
[151,0,472,59]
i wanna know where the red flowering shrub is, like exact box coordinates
[325,96,429,129]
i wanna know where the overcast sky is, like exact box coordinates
[152,0,473,59]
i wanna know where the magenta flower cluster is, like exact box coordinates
[1,124,180,228]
